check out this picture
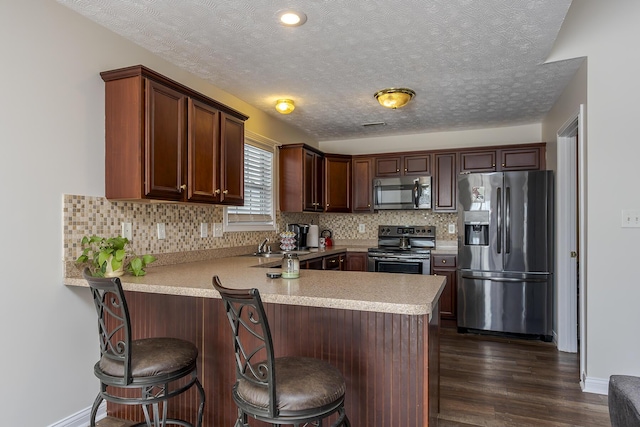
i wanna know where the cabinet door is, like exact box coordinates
[187,99,220,203]
[145,79,187,201]
[499,147,541,171]
[375,156,402,177]
[303,150,324,212]
[352,157,373,212]
[458,150,497,173]
[404,154,431,175]
[346,252,368,271]
[432,254,457,323]
[303,150,317,211]
[433,153,457,212]
[324,253,345,270]
[219,113,245,205]
[325,155,351,213]
[304,257,324,270]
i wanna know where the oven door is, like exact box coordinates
[368,255,430,274]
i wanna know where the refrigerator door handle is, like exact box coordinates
[505,186,511,254]
[496,187,502,254]
[460,274,549,283]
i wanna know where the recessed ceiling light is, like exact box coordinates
[277,10,307,27]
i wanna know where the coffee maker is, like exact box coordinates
[287,224,310,250]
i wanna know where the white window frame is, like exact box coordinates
[224,131,278,232]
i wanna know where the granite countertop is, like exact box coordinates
[65,245,446,317]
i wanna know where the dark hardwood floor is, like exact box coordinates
[98,327,610,427]
[438,328,610,426]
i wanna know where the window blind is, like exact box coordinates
[227,143,274,225]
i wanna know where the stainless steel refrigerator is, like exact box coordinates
[457,170,554,341]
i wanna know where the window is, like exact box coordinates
[224,133,277,232]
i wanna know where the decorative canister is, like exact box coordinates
[281,253,300,279]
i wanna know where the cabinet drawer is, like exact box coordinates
[432,254,457,268]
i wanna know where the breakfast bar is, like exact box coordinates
[66,253,446,426]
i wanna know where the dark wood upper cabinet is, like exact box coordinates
[219,113,245,205]
[375,156,402,177]
[499,146,542,170]
[187,98,219,203]
[352,157,374,213]
[144,79,187,201]
[433,153,457,212]
[280,144,545,214]
[101,65,248,204]
[324,154,351,213]
[374,153,431,177]
[459,150,497,173]
[458,144,545,173]
[404,154,431,175]
[279,144,324,213]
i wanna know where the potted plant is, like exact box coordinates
[76,235,157,277]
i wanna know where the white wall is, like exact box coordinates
[0,1,313,425]
[546,0,640,385]
[542,59,588,171]
[319,123,542,155]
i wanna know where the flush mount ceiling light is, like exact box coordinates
[275,99,295,114]
[276,10,307,27]
[374,88,416,109]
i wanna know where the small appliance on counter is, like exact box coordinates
[287,223,310,250]
[307,224,319,248]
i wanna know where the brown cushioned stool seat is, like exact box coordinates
[84,269,205,427]
[213,276,350,426]
[236,356,346,414]
[99,337,199,378]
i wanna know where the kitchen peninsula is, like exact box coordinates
[66,249,446,426]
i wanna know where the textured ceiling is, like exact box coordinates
[58,0,583,142]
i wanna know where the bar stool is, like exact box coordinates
[212,276,350,427]
[84,268,205,427]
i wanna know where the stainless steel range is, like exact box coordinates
[368,225,436,274]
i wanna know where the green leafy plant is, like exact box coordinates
[76,235,157,277]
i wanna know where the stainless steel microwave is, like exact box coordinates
[373,176,432,210]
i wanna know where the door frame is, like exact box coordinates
[556,104,587,381]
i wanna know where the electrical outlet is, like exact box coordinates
[448,223,456,234]
[622,210,640,228]
[213,222,223,237]
[200,222,208,238]
[358,224,366,233]
[157,223,166,239]
[121,222,132,239]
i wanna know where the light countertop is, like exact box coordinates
[65,246,446,317]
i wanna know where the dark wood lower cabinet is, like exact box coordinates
[107,291,439,426]
[346,252,368,271]
[432,254,457,327]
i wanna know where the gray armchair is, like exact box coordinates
[609,375,640,426]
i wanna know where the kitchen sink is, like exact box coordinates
[248,250,311,258]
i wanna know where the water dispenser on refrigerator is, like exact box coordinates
[463,211,490,246]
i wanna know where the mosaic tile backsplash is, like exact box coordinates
[63,194,458,275]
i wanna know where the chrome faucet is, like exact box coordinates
[258,238,269,254]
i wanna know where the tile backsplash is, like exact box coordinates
[63,194,458,274]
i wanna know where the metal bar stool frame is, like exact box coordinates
[212,275,350,427]
[84,268,205,427]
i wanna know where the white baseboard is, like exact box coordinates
[583,376,610,395]
[47,401,106,427]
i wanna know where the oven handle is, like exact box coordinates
[369,256,430,262]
